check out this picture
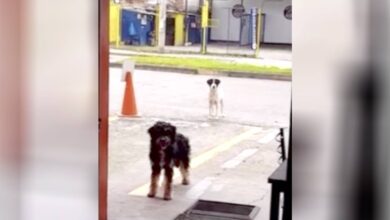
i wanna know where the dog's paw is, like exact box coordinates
[182,179,190,185]
[163,195,172,201]
[147,192,156,198]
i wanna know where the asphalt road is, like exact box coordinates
[109,68,291,128]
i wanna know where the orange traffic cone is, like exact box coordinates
[121,71,138,117]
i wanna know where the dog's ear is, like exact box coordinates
[148,126,154,136]
[148,125,158,137]
[168,125,177,139]
[171,125,176,136]
[207,79,213,86]
[215,79,221,86]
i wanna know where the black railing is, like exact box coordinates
[275,128,286,164]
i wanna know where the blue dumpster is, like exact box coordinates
[121,10,154,46]
[187,15,201,44]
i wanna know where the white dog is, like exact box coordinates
[207,78,224,119]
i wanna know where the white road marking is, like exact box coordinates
[191,127,262,169]
[221,148,258,169]
[258,129,279,144]
[185,178,214,199]
[200,122,210,127]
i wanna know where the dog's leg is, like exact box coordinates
[215,103,220,119]
[147,166,161,198]
[209,101,213,119]
[163,167,174,200]
[220,99,224,117]
[180,160,190,185]
[212,102,217,119]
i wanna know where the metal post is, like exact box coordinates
[201,28,208,54]
[116,5,121,48]
[157,0,167,51]
[251,7,257,50]
[184,0,189,45]
[201,0,209,54]
[155,5,159,47]
[255,8,262,58]
[113,1,121,48]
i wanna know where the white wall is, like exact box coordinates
[211,0,242,41]
[147,0,200,12]
[187,0,200,12]
[21,1,99,220]
[263,0,292,44]
[210,0,292,44]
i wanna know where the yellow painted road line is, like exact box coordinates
[128,127,262,196]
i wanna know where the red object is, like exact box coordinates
[121,72,138,116]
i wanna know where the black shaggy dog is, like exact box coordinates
[147,121,191,200]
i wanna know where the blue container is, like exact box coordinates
[187,15,201,44]
[121,10,154,46]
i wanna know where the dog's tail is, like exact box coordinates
[176,134,190,155]
[175,134,191,167]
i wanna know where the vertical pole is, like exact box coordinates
[255,8,262,58]
[184,0,189,45]
[201,0,209,54]
[201,28,207,54]
[155,5,160,47]
[158,0,167,51]
[251,7,257,50]
[270,186,281,220]
[115,4,121,48]
[99,0,109,219]
[284,106,292,220]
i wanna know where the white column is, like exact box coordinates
[158,0,167,50]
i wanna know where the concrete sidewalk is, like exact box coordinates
[108,117,283,220]
[108,66,290,219]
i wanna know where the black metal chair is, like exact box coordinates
[268,107,291,220]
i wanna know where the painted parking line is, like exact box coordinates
[190,127,262,169]
[185,177,215,199]
[128,127,262,196]
[257,129,279,144]
[221,148,258,169]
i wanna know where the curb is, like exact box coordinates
[111,47,258,59]
[110,46,292,60]
[109,62,291,81]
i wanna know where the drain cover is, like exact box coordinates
[175,200,260,220]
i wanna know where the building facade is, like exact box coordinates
[111,0,292,46]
